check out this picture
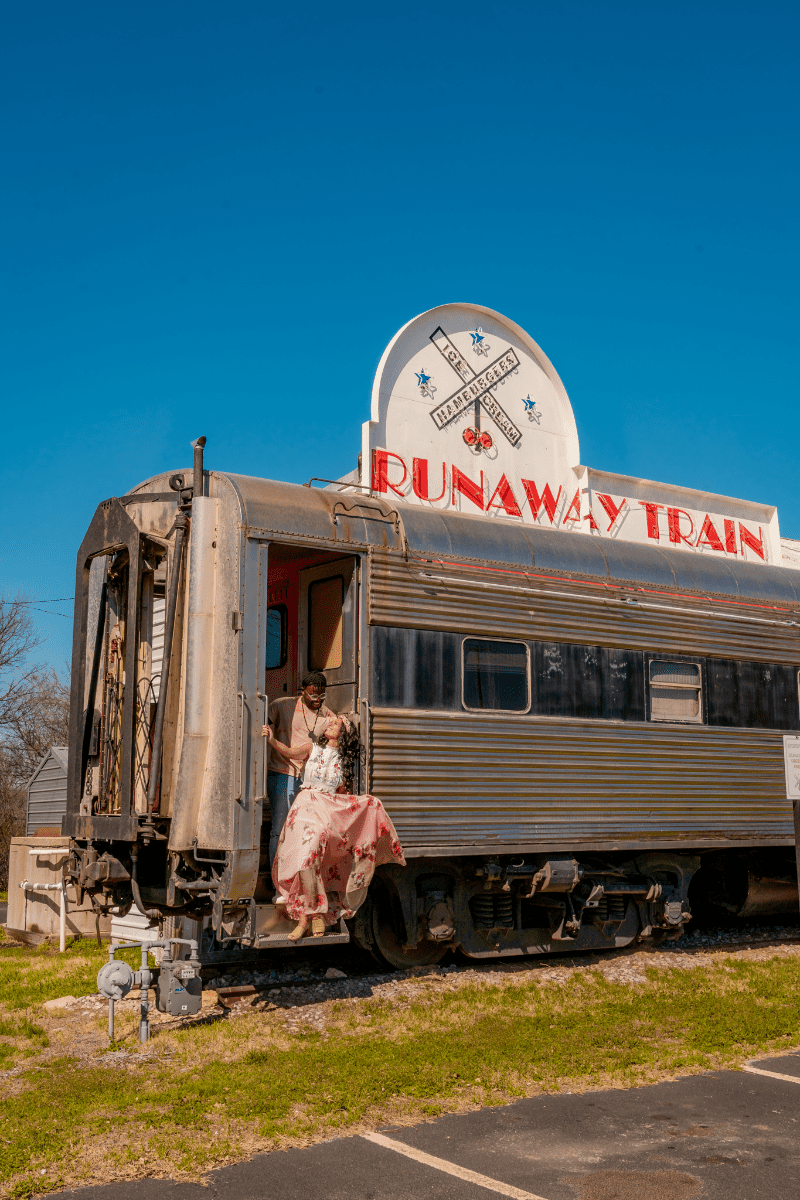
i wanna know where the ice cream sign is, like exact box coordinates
[358,302,778,564]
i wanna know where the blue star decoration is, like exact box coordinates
[470,329,486,348]
[523,394,541,423]
[415,369,431,388]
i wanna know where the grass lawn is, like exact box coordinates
[0,940,799,1198]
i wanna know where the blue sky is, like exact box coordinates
[2,1,798,671]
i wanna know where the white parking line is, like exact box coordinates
[743,1065,800,1085]
[361,1131,550,1200]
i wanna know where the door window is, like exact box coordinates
[266,604,287,670]
[308,576,344,670]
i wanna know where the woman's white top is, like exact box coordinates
[302,744,343,793]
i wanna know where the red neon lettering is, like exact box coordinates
[667,507,695,546]
[451,466,485,511]
[595,493,626,530]
[724,519,737,554]
[562,488,582,523]
[739,523,765,561]
[520,480,562,524]
[639,502,664,540]
[695,515,725,552]
[486,474,522,518]
[371,449,408,497]
[583,510,599,530]
[412,458,447,502]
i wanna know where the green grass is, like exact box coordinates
[0,1016,48,1055]
[0,939,142,1070]
[1,951,799,1197]
[0,938,139,1011]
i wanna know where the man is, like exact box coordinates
[265,671,335,866]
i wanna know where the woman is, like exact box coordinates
[262,714,405,940]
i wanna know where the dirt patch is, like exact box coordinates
[570,1168,702,1200]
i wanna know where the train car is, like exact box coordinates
[64,304,800,966]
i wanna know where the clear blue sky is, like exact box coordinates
[2,1,798,671]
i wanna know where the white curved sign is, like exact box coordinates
[359,302,778,565]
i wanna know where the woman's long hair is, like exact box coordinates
[318,713,360,791]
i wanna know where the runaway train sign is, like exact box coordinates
[358,303,779,564]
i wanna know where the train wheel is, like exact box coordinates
[369,887,448,970]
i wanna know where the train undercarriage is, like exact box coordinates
[66,841,798,969]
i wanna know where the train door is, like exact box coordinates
[298,558,358,718]
[264,570,295,705]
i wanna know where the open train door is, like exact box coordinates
[298,557,359,722]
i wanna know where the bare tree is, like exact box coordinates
[0,593,70,889]
[0,591,41,726]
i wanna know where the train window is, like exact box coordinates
[266,604,287,670]
[649,660,702,723]
[308,576,343,671]
[462,638,529,712]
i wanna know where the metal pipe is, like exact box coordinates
[106,945,117,1043]
[18,881,69,953]
[129,846,160,921]
[139,943,151,1044]
[99,937,200,1044]
[192,436,206,500]
[80,579,107,788]
[146,511,188,815]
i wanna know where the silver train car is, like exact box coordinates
[65,441,799,966]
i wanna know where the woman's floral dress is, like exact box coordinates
[272,745,405,924]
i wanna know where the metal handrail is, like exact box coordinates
[304,477,372,493]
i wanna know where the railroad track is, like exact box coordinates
[201,917,800,999]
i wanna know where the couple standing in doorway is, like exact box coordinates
[263,671,405,940]
[265,670,337,865]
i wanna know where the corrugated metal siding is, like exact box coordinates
[26,748,68,835]
[370,708,793,852]
[368,551,800,664]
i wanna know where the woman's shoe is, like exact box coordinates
[288,921,308,942]
[311,916,326,937]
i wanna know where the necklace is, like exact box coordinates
[300,698,323,744]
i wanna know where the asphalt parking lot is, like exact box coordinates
[54,1051,800,1200]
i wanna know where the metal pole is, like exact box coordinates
[145,512,188,815]
[106,945,116,1045]
[192,436,206,500]
[139,944,151,1044]
[80,579,107,792]
[59,883,66,954]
